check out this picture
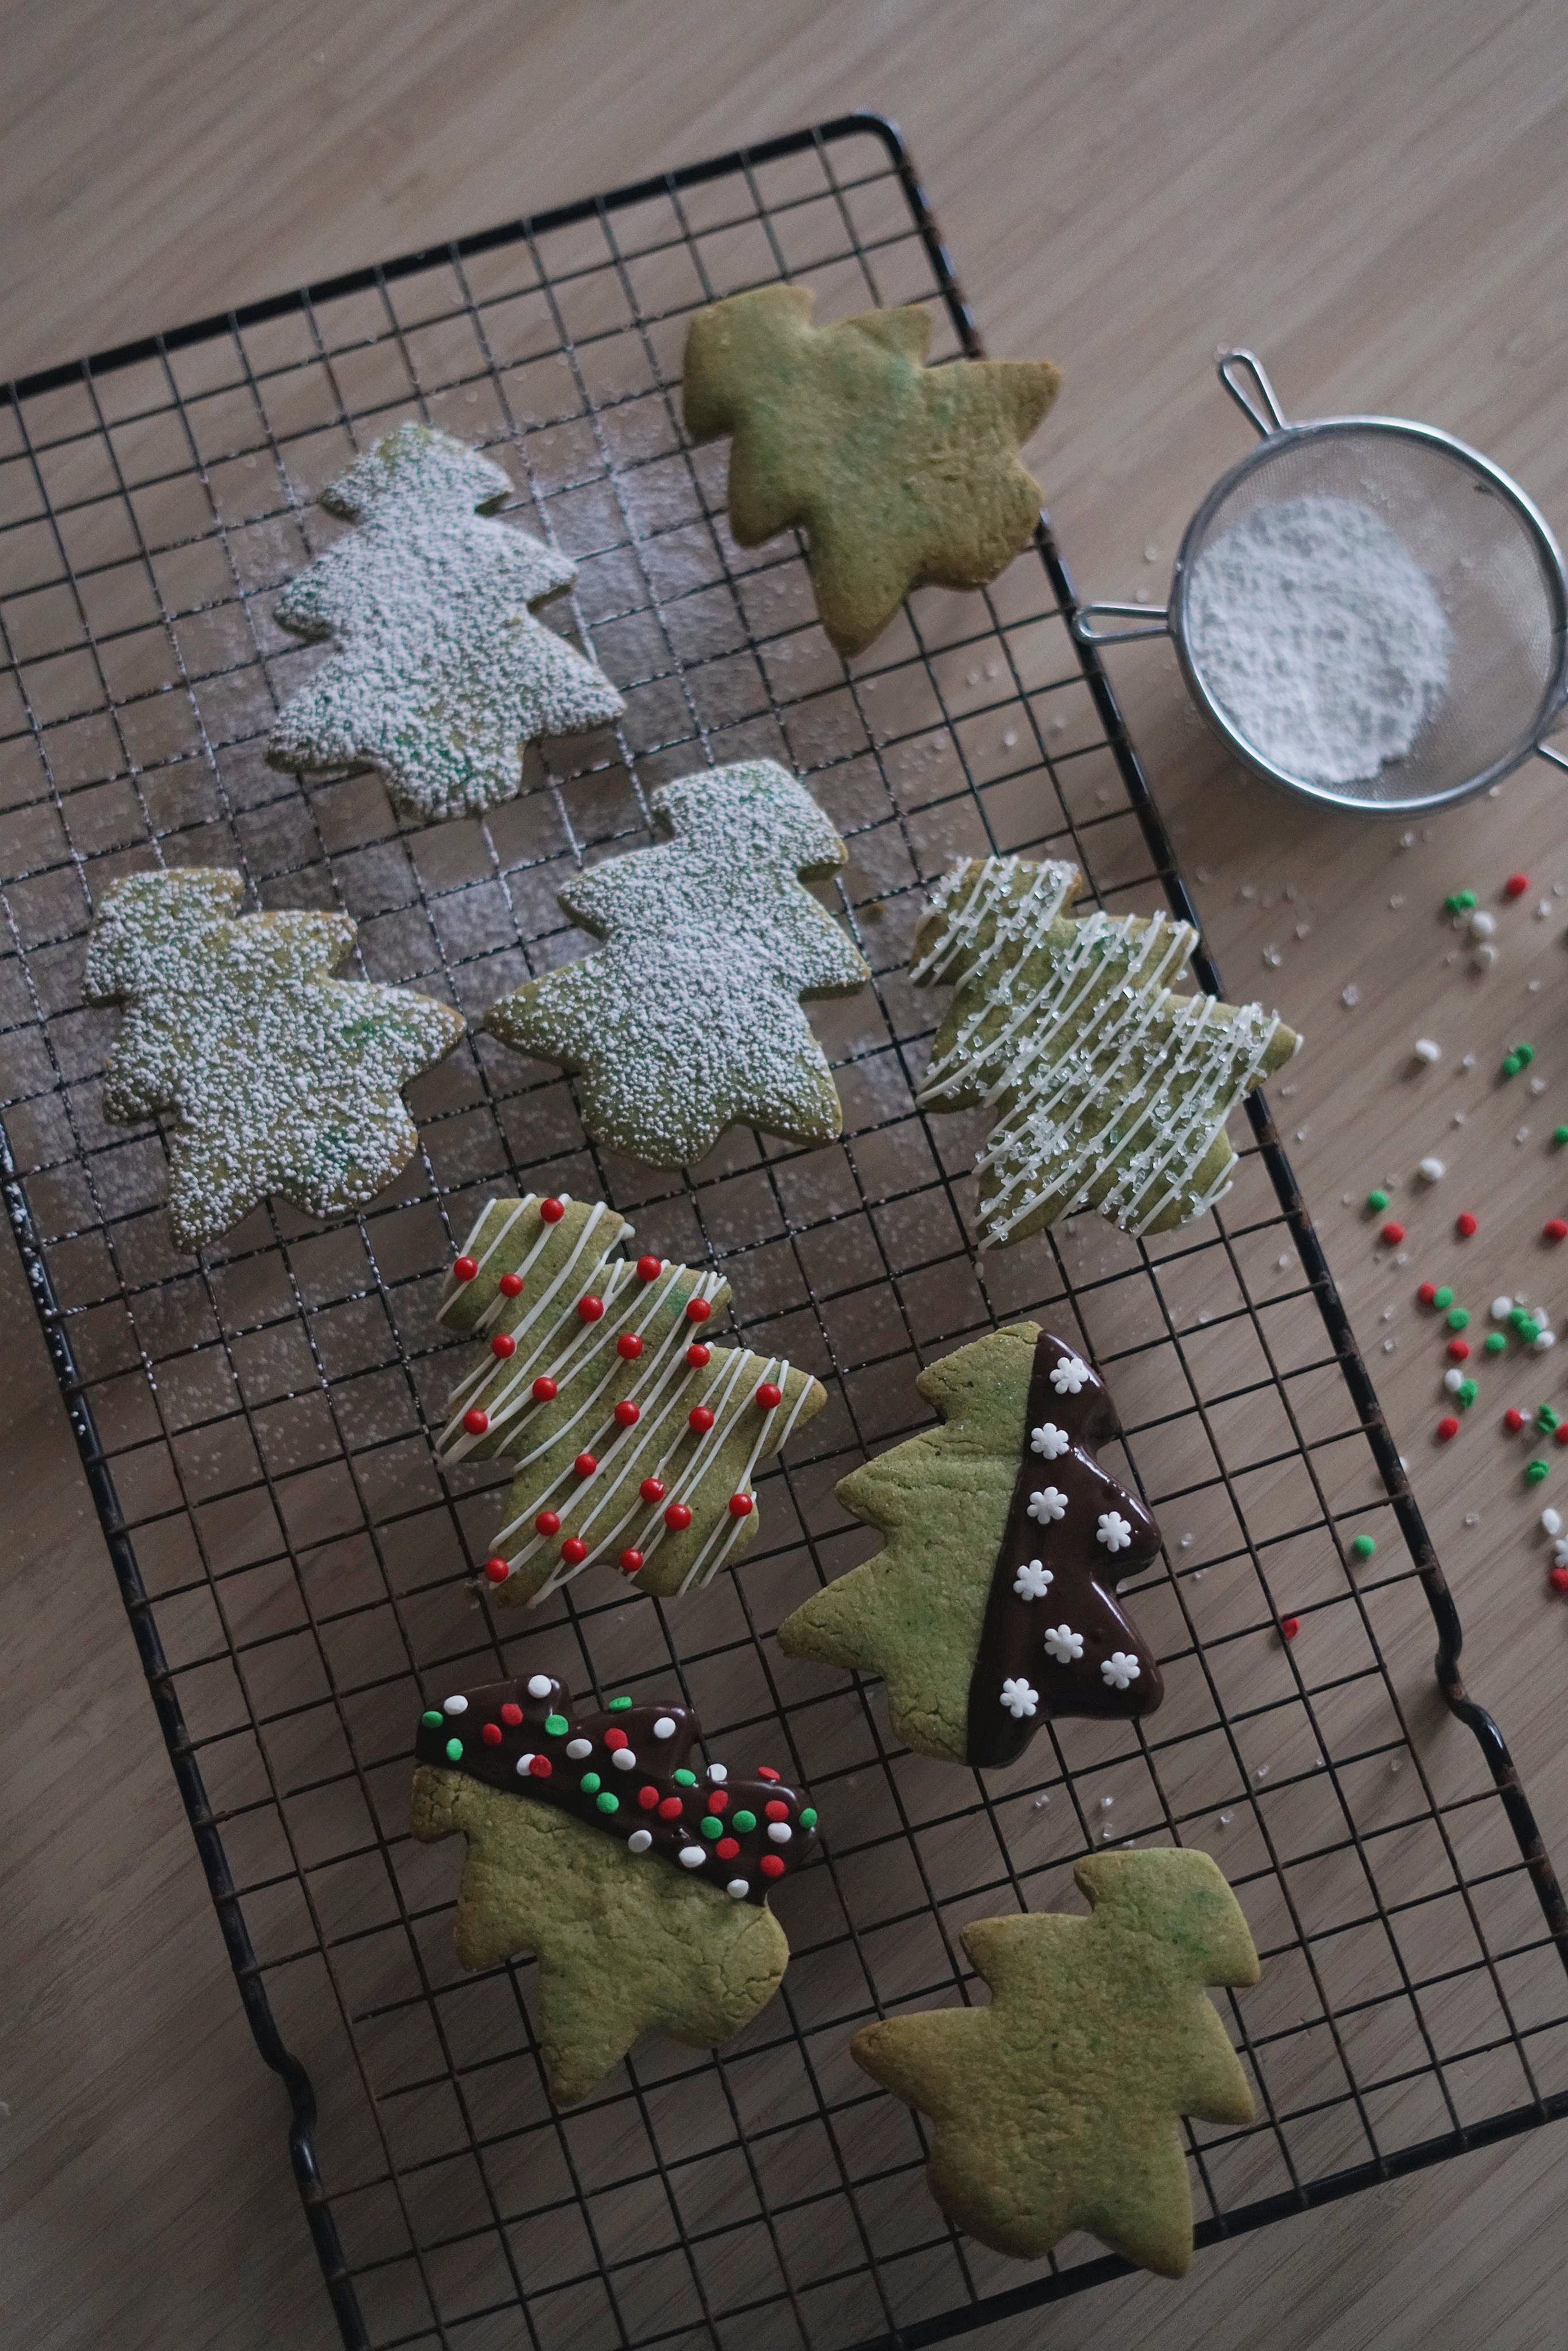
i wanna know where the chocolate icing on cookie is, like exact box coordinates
[415,1674,819,1904]
[966,1332,1163,1767]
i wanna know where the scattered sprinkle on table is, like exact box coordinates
[1526,1460,1550,1485]
[1367,1188,1389,1211]
[1351,1534,1376,1558]
[1418,1157,1445,1182]
[1444,890,1477,913]
[1505,873,1530,898]
[1454,1210,1477,1236]
[1413,1037,1442,1064]
[1437,1417,1460,1441]
[1381,1221,1406,1244]
[1545,1219,1567,1243]
[1502,1043,1536,1076]
[1446,1306,1469,1330]
[1505,1407,1527,1432]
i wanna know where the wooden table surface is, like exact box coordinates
[5,2,1568,2345]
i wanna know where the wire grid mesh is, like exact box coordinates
[3,114,1568,2351]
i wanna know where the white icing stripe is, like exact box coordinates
[676,1372,814,1593]
[437,1202,618,1455]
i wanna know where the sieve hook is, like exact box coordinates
[1072,600,1171,646]
[1217,348,1290,439]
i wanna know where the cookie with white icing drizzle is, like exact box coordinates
[411,1671,819,2104]
[778,1322,1163,1766]
[911,856,1301,1248]
[434,1193,825,1600]
[84,868,465,1251]
[266,422,623,823]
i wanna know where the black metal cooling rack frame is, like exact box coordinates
[4,111,1568,2351]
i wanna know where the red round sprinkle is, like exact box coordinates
[453,1255,479,1282]
[1546,1220,1568,1243]
[1555,1425,1568,1448]
[540,1197,565,1223]
[483,1556,510,1584]
[689,1405,715,1434]
[577,1294,605,1322]
[575,1452,597,1477]
[529,1754,553,1777]
[535,1510,561,1537]
[636,1784,659,1810]
[728,1492,754,1518]
[604,1728,628,1751]
[686,1343,711,1368]
[1505,1407,1527,1432]
[499,1271,524,1297]
[640,1477,665,1503]
[491,1332,517,1358]
[532,1376,558,1402]
[708,1789,728,1811]
[463,1407,490,1436]
[759,1853,785,1879]
[617,1333,644,1360]
[1280,1616,1299,1642]
[764,1799,789,1821]
[755,1766,781,1782]
[756,1382,783,1410]
[1455,1213,1478,1239]
[501,1703,523,1726]
[614,1399,641,1426]
[482,1721,503,1745]
[716,1836,740,1859]
[1380,1221,1405,1245]
[658,1795,684,1821]
[561,1536,589,1566]
[636,1255,662,1282]
[1552,1566,1568,1595]
[1417,1281,1438,1305]
[1437,1417,1460,1441]
[1505,872,1530,898]
[686,1297,712,1324]
[620,1547,645,1573]
[1446,1338,1470,1362]
[665,1502,693,1530]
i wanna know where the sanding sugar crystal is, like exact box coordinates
[1185,494,1452,788]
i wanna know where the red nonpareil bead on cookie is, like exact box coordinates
[636,1254,662,1282]
[463,1407,489,1435]
[499,1271,524,1297]
[453,1255,479,1282]
[540,1197,565,1223]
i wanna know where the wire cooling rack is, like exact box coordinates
[4,111,1568,2351]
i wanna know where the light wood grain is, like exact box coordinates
[5,2,1568,2345]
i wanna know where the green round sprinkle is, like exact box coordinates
[445,1737,464,1762]
[700,1815,723,1839]
[1509,1306,1531,1329]
[608,1696,632,1710]
[1554,1126,1568,1147]
[1433,1286,1454,1309]
[1521,1318,1542,1344]
[732,1809,757,1834]
[544,1714,568,1736]
[1515,1043,1536,1065]
[1445,890,1477,913]
[799,1807,818,1829]
[1366,1189,1390,1212]
[1539,1405,1561,1432]
[580,1771,601,1793]
[596,1791,619,1813]
[1503,1054,1523,1078]
[1457,1379,1477,1406]
[1352,1534,1376,1558]
[673,1768,698,1787]
[1446,1307,1469,1330]
[421,1710,444,1728]
[1484,1332,1507,1354]
[1527,1459,1550,1484]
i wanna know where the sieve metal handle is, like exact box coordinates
[1217,348,1290,439]
[1539,742,1568,775]
[1072,600,1171,646]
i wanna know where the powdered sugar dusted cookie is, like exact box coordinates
[85,868,464,1250]
[266,422,623,823]
[912,857,1301,1247]
[410,1671,820,2104]
[486,759,869,1165]
[436,1192,825,1601]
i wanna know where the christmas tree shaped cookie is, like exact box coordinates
[266,422,623,822]
[435,1193,825,1601]
[84,868,464,1250]
[486,759,869,1166]
[851,1851,1259,2273]
[913,858,1301,1248]
[778,1323,1162,1766]
[411,1671,820,2103]
[684,285,1061,656]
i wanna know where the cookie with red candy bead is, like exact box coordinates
[410,1673,820,2103]
[435,1193,824,1600]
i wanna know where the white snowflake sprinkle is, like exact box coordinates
[1101,1651,1141,1689]
[1043,1624,1084,1664]
[1012,1559,1054,1601]
[1027,1486,1069,1524]
[999,1677,1039,1719]
[1030,1422,1070,1459]
[1096,1511,1134,1552]
[1049,1352,1090,1395]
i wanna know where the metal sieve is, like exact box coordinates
[1074,350,1568,816]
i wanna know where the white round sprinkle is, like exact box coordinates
[1413,1038,1441,1064]
[565,1738,593,1761]
[1417,1156,1445,1182]
[443,1696,468,1715]
[1492,1297,1513,1320]
[767,1821,793,1843]
[1542,1508,1562,1537]
[726,1879,750,1900]
[526,1675,552,1700]
[611,1748,637,1771]
[1341,983,1360,1008]
[707,1763,728,1782]
[1443,1368,1465,1394]
[1536,1330,1558,1351]
[1474,942,1498,968]
[1468,909,1496,937]
[627,1829,653,1854]
[515,1754,535,1775]
[678,1845,706,1868]
[653,1717,677,1740]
